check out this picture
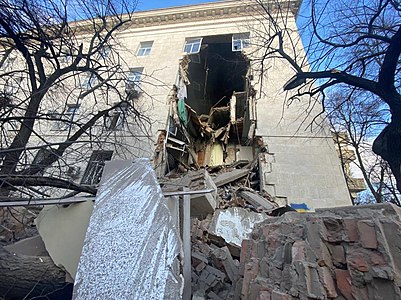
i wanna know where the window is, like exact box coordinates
[105,103,128,130]
[48,110,63,131]
[4,77,22,95]
[232,33,250,51]
[32,148,52,175]
[50,104,80,131]
[184,38,202,54]
[125,67,143,99]
[137,41,153,56]
[98,45,111,59]
[1,56,16,70]
[81,150,113,185]
[61,47,73,63]
[81,72,97,89]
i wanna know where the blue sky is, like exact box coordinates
[136,0,222,11]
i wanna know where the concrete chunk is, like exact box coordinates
[213,169,249,187]
[239,190,275,210]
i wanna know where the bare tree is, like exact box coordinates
[252,0,401,192]
[328,89,400,205]
[0,0,151,200]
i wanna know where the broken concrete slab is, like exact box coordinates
[184,169,218,219]
[208,207,269,247]
[213,169,250,187]
[239,190,276,210]
[35,200,94,280]
[73,159,182,300]
[162,170,217,219]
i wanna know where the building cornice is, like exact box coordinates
[126,0,302,29]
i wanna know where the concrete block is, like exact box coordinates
[208,207,269,247]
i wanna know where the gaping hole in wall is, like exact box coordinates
[160,34,257,175]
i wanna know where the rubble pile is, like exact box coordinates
[239,203,401,300]
[191,215,242,299]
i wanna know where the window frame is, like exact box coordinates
[184,37,203,54]
[105,103,128,131]
[81,72,97,89]
[125,67,143,95]
[232,33,251,52]
[80,150,113,185]
[50,103,80,131]
[137,41,153,57]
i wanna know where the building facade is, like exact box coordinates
[0,0,352,210]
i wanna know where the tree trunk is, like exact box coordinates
[0,247,68,299]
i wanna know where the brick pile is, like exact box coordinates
[239,203,401,300]
[191,216,241,299]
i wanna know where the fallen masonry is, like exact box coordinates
[239,203,401,300]
[1,162,401,299]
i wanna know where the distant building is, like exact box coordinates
[1,0,351,210]
[333,132,367,200]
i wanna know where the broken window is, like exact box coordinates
[232,33,250,52]
[81,150,113,185]
[137,41,153,56]
[81,72,97,89]
[105,103,128,130]
[184,38,202,54]
[165,34,253,171]
[125,67,143,99]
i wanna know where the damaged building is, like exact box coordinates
[143,1,352,210]
[0,0,374,299]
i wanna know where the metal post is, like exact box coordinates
[182,188,191,300]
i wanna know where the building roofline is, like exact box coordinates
[125,0,302,29]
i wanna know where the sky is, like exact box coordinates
[136,0,222,11]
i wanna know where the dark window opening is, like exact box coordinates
[165,34,254,170]
[81,150,113,185]
[184,34,251,146]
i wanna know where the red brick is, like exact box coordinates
[357,220,377,249]
[369,250,386,266]
[271,290,290,300]
[330,245,346,265]
[242,261,259,298]
[352,286,369,300]
[323,217,344,242]
[335,269,353,300]
[305,264,326,299]
[240,240,255,276]
[343,219,359,242]
[347,251,369,272]
[262,226,270,239]
[318,267,338,298]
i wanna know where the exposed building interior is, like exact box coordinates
[161,34,257,174]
